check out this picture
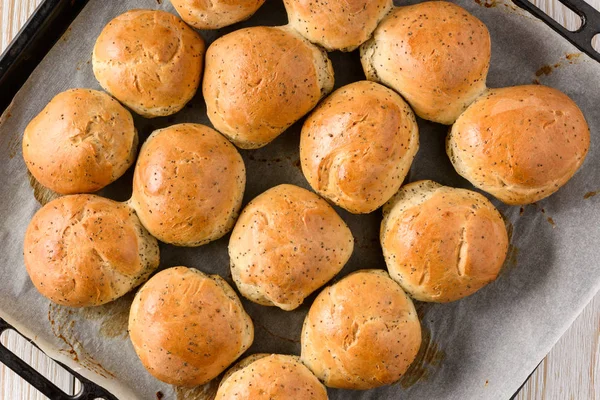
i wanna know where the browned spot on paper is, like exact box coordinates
[546,217,556,227]
[61,27,73,42]
[532,79,541,85]
[584,191,597,199]
[566,52,582,62]
[519,207,525,216]
[398,324,445,388]
[27,170,61,206]
[156,391,164,400]
[474,0,497,8]
[175,380,218,400]
[80,292,134,339]
[293,158,302,171]
[157,0,163,4]
[485,380,489,386]
[535,65,553,76]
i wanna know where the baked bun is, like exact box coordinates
[93,9,205,118]
[203,26,334,149]
[447,85,590,205]
[229,184,353,311]
[300,81,419,214]
[381,180,508,302]
[301,269,421,390]
[284,0,392,51]
[129,267,253,386]
[360,2,491,124]
[215,354,328,400]
[22,89,137,195]
[171,0,266,29]
[130,124,245,246]
[24,195,159,307]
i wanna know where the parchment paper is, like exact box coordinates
[0,0,598,399]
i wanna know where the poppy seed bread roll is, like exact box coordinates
[23,89,137,195]
[381,180,509,302]
[203,26,334,149]
[447,85,590,204]
[300,81,419,214]
[283,0,393,51]
[360,1,491,124]
[129,267,254,386]
[215,354,328,400]
[171,0,266,29]
[229,184,354,311]
[93,9,205,118]
[301,269,421,390]
[24,195,159,307]
[130,124,245,246]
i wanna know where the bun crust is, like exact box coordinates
[284,0,393,51]
[215,354,328,400]
[229,184,354,311]
[301,270,421,390]
[360,2,490,124]
[381,180,509,302]
[447,85,590,204]
[92,9,205,118]
[300,81,419,214]
[24,195,159,307]
[23,89,137,195]
[203,26,334,149]
[129,267,254,386]
[171,0,266,29]
[130,124,245,246]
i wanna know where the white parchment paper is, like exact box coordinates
[0,0,598,399]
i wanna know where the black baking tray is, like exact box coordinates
[0,0,598,399]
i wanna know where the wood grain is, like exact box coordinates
[0,1,599,399]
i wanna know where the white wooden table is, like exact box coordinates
[1,1,599,399]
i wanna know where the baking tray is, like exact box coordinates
[0,0,599,399]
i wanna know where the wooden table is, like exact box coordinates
[1,1,598,399]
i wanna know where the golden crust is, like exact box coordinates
[301,269,421,390]
[22,89,137,195]
[129,267,254,386]
[171,0,266,29]
[381,180,509,302]
[360,2,490,124]
[23,195,159,307]
[447,85,590,204]
[300,81,419,214]
[92,9,205,117]
[215,354,328,399]
[203,26,334,149]
[229,184,354,311]
[130,124,245,247]
[284,0,393,51]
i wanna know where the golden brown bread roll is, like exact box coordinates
[23,195,159,307]
[171,0,266,29]
[130,124,245,246]
[381,180,509,302]
[447,85,590,205]
[300,81,419,214]
[360,1,491,124]
[203,26,334,149]
[22,89,137,195]
[283,0,393,51]
[301,269,421,390]
[229,184,354,311]
[129,267,254,386]
[92,10,205,118]
[215,354,328,400]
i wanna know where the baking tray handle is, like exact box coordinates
[512,0,600,62]
[0,318,117,400]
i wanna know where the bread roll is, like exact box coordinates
[22,89,137,195]
[301,270,421,390]
[381,180,508,302]
[23,195,159,307]
[215,354,328,400]
[300,81,419,214]
[447,85,590,205]
[93,10,205,118]
[129,267,253,386]
[130,124,245,246]
[360,2,491,124]
[284,0,392,51]
[171,0,266,29]
[229,184,353,311]
[203,26,334,149]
